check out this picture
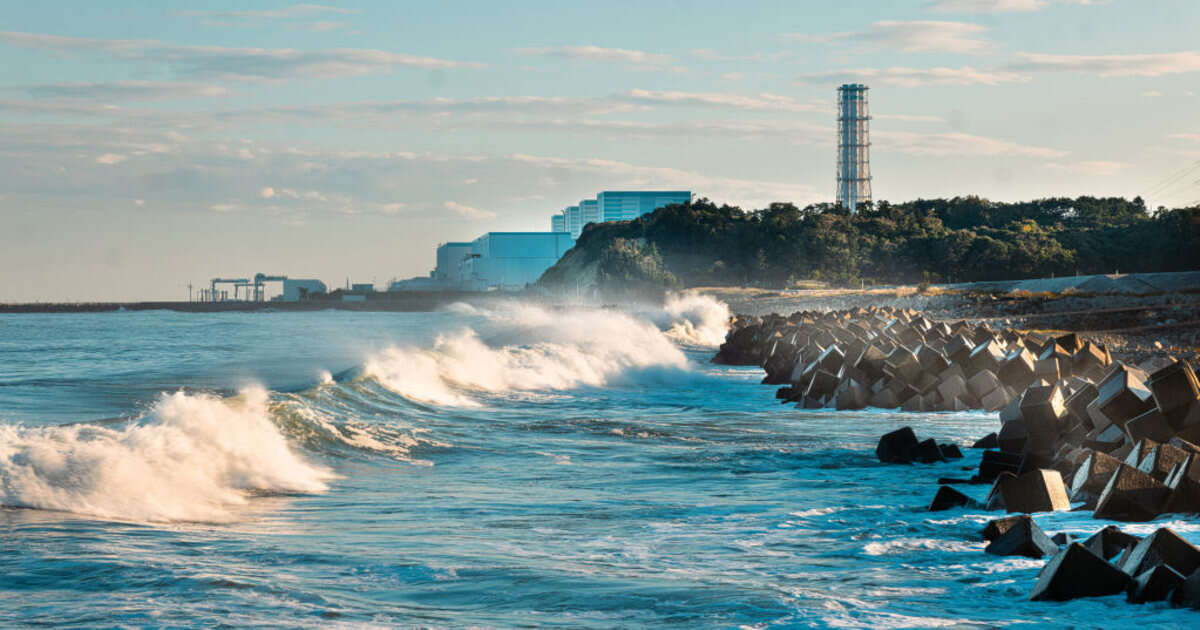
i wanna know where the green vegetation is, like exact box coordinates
[538,196,1200,294]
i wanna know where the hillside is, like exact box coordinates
[537,197,1200,298]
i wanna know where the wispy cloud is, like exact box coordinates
[1009,51,1200,77]
[1043,160,1125,175]
[786,20,992,54]
[796,66,1028,87]
[618,89,824,113]
[286,21,349,32]
[177,4,360,19]
[874,130,1068,158]
[15,80,227,101]
[924,0,1047,12]
[443,200,496,220]
[925,0,1099,12]
[0,31,483,81]
[515,45,674,68]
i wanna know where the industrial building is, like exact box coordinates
[204,273,326,302]
[836,83,872,213]
[551,214,566,233]
[457,232,576,291]
[550,190,692,239]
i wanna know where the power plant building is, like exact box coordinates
[836,83,872,213]
[551,213,566,233]
[550,191,691,239]
[457,232,576,291]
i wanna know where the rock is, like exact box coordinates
[929,485,980,511]
[912,438,946,463]
[1083,525,1141,562]
[980,387,1011,412]
[876,427,919,464]
[997,419,1028,454]
[1137,442,1190,482]
[999,469,1071,513]
[968,340,1006,377]
[1120,527,1200,578]
[972,432,999,449]
[1020,383,1067,438]
[967,369,1002,400]
[1000,348,1038,391]
[1148,359,1200,427]
[1170,568,1200,609]
[985,515,1059,559]
[1127,564,1185,604]
[936,373,968,406]
[1164,454,1200,514]
[1126,408,1175,443]
[977,450,1023,483]
[1094,464,1171,522]
[981,514,1027,542]
[1069,450,1122,508]
[1030,543,1132,601]
[940,443,964,459]
[1094,364,1156,429]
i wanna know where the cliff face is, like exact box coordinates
[538,233,678,301]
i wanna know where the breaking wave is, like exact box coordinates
[363,297,727,406]
[0,388,334,522]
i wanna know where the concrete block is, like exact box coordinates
[985,515,1058,558]
[980,387,1011,412]
[1127,564,1185,604]
[967,369,1002,400]
[1163,454,1200,515]
[1020,383,1067,437]
[1120,527,1200,578]
[1082,525,1141,562]
[1170,567,1200,609]
[998,419,1028,454]
[876,426,918,464]
[928,485,980,511]
[1030,543,1132,601]
[1094,464,1171,522]
[1148,359,1200,425]
[977,450,1022,483]
[1069,450,1123,508]
[1137,442,1190,482]
[968,340,1006,377]
[981,514,1026,542]
[999,348,1038,391]
[1095,363,1156,428]
[972,432,999,449]
[936,373,968,404]
[1125,408,1175,444]
[999,469,1071,513]
[912,438,945,463]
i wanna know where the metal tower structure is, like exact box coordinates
[837,83,872,212]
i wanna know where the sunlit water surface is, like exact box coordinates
[1,298,1195,628]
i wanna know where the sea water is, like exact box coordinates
[1,295,1196,628]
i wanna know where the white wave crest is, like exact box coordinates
[649,292,731,347]
[0,387,334,522]
[363,302,694,406]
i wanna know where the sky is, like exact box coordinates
[2,0,1199,301]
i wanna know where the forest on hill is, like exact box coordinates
[537,196,1200,296]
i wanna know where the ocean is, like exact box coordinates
[0,295,1195,628]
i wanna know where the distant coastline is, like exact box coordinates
[0,291,510,314]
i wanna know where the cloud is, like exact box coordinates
[96,153,126,164]
[17,80,227,101]
[787,20,992,54]
[1170,133,1200,143]
[0,31,483,81]
[925,0,1047,12]
[1141,90,1162,98]
[873,130,1068,158]
[1043,160,1125,175]
[874,113,944,123]
[260,186,276,198]
[926,0,1100,11]
[619,89,824,113]
[515,45,673,67]
[1009,51,1200,77]
[178,4,360,19]
[443,200,496,220]
[286,21,348,32]
[210,203,237,212]
[796,66,1028,87]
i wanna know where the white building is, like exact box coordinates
[280,279,327,302]
[458,232,576,291]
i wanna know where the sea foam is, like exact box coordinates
[0,387,334,522]
[363,296,727,406]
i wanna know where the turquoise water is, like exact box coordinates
[1,299,1196,628]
